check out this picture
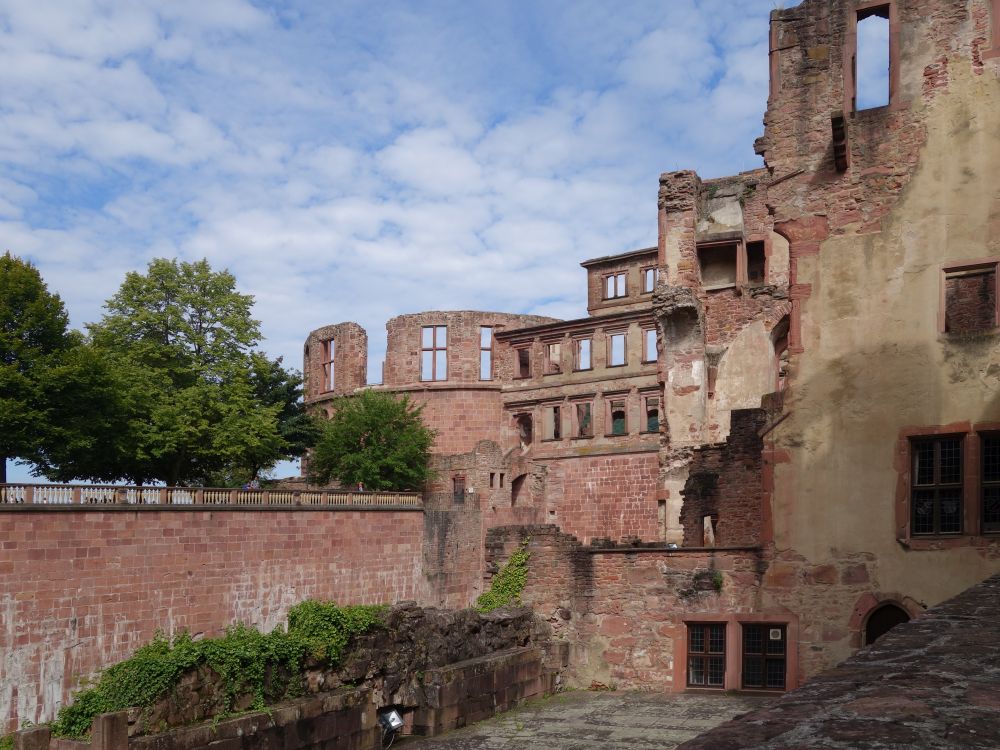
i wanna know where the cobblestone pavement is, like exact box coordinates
[397,691,775,749]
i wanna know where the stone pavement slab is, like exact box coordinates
[398,691,775,749]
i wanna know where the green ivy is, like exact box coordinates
[0,734,12,750]
[475,540,531,612]
[48,602,385,740]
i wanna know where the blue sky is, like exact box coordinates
[3,0,789,481]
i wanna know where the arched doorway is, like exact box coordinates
[864,603,910,645]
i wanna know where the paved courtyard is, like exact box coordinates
[399,690,775,749]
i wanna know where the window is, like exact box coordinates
[644,396,660,433]
[609,399,627,436]
[747,242,766,285]
[643,329,657,363]
[698,244,738,289]
[452,476,465,504]
[545,406,561,440]
[983,435,1000,533]
[545,342,562,374]
[605,272,626,299]
[854,8,890,111]
[489,472,496,489]
[575,402,593,438]
[421,326,447,381]
[516,347,531,378]
[608,332,626,367]
[321,339,335,392]
[911,436,963,535]
[742,624,786,690]
[516,414,533,447]
[687,624,726,687]
[575,338,592,371]
[642,267,659,293]
[480,326,493,380]
[943,263,998,334]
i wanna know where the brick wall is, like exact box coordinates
[402,389,504,455]
[1,508,424,729]
[680,409,766,547]
[303,322,368,404]
[945,270,997,334]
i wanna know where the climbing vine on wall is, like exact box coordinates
[48,601,386,740]
[475,539,531,612]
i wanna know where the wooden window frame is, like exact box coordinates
[420,325,448,382]
[321,338,335,392]
[604,272,627,300]
[480,326,494,381]
[938,258,1000,334]
[741,623,788,691]
[909,435,964,536]
[607,331,627,368]
[686,623,727,688]
[982,432,1000,533]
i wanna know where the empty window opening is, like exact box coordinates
[510,474,527,506]
[499,473,505,488]
[855,8,890,110]
[609,332,626,367]
[911,437,963,535]
[982,435,1000,533]
[747,242,766,285]
[658,499,667,541]
[516,414,533,448]
[864,604,910,645]
[576,402,593,437]
[698,244,738,289]
[645,396,660,433]
[605,272,626,299]
[452,476,465,504]
[944,266,998,334]
[546,406,561,440]
[742,624,786,690]
[642,267,659,293]
[610,400,627,436]
[545,342,562,374]
[687,624,726,687]
[321,338,335,392]
[516,347,531,378]
[480,326,493,380]
[702,514,718,547]
[643,328,657,362]
[421,326,447,381]
[575,338,592,370]
[489,472,496,489]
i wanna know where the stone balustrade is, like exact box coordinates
[0,483,422,509]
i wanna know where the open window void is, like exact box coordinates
[855,8,890,110]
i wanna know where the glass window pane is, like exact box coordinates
[708,656,725,686]
[765,659,786,689]
[984,437,1000,483]
[436,326,447,346]
[422,326,433,348]
[985,486,1000,526]
[689,627,705,653]
[913,443,935,485]
[435,350,447,380]
[939,488,962,533]
[421,351,433,381]
[480,350,492,380]
[912,490,935,534]
[709,624,726,653]
[939,438,961,484]
[688,656,705,685]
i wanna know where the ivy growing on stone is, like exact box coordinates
[475,540,531,612]
[48,601,386,740]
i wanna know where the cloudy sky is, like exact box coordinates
[6,0,865,481]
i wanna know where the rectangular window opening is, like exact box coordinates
[322,338,335,392]
[605,272,627,299]
[575,338,592,371]
[644,396,660,433]
[911,436,963,535]
[545,342,562,374]
[742,624,786,690]
[421,325,448,381]
[499,473,505,488]
[575,402,593,438]
[452,476,465,504]
[516,347,532,378]
[480,326,493,380]
[642,267,659,294]
[747,242,766,286]
[855,8,890,111]
[489,472,496,489]
[609,332,627,367]
[610,400,627,436]
[983,435,1000,533]
[546,406,561,440]
[687,623,726,688]
[643,329,657,363]
[944,265,998,334]
[698,244,738,289]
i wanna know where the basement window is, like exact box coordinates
[855,7,890,111]
[747,242,766,286]
[742,624,787,690]
[943,263,999,334]
[698,244,738,289]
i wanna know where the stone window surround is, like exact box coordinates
[642,327,658,363]
[320,338,335,393]
[673,613,800,693]
[641,391,661,434]
[420,325,448,382]
[607,329,628,367]
[894,422,1000,549]
[604,271,627,300]
[640,265,659,294]
[604,391,629,437]
[570,398,594,439]
[843,1,902,115]
[937,256,1000,335]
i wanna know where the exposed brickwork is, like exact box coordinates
[680,410,766,547]
[580,247,659,317]
[945,269,997,334]
[1,508,423,728]
[303,322,368,404]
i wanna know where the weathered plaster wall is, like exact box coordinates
[0,508,424,729]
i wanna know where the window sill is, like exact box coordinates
[603,296,628,301]
[513,375,532,381]
[640,430,660,435]
[572,434,595,440]
[703,283,737,292]
[897,534,1000,550]
[543,371,564,376]
[607,363,627,368]
[641,359,656,365]
[540,438,562,443]
[605,432,629,438]
[573,367,594,373]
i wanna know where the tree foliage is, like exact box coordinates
[308,390,435,491]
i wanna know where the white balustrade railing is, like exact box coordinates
[0,483,423,508]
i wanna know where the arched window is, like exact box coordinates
[864,603,910,645]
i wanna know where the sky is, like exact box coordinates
[2,0,887,482]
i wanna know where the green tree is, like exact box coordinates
[87,258,287,486]
[308,390,435,491]
[0,252,74,482]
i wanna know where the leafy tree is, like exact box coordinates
[87,258,287,486]
[0,252,73,482]
[308,390,435,491]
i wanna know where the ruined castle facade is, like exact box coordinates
[303,0,1000,693]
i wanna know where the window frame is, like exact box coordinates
[420,325,448,382]
[641,266,659,294]
[604,272,627,300]
[741,623,787,691]
[514,345,532,379]
[606,396,628,437]
[320,338,335,392]
[573,400,594,439]
[479,326,494,381]
[607,331,627,368]
[544,341,563,375]
[642,394,660,434]
[542,404,562,442]
[938,258,1000,335]
[574,337,593,371]
[642,328,658,363]
[452,475,465,504]
[983,432,1000,534]
[909,435,964,536]
[686,623,727,688]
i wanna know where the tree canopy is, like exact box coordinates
[307,390,435,491]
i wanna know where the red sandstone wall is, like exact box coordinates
[546,453,660,544]
[404,389,503,455]
[0,508,424,729]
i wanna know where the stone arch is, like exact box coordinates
[863,602,911,645]
[849,591,924,648]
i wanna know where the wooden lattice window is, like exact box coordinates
[687,623,726,687]
[982,435,1000,533]
[910,436,963,535]
[742,624,786,690]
